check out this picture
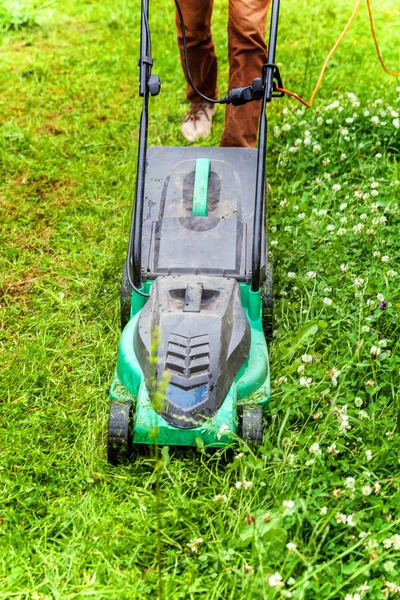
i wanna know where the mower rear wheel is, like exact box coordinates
[120,260,132,330]
[107,400,133,465]
[261,263,273,342]
[240,405,263,446]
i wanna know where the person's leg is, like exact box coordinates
[175,0,217,103]
[220,0,270,147]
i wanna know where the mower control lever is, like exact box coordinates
[148,74,161,96]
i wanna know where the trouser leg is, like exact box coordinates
[220,0,270,147]
[175,0,218,103]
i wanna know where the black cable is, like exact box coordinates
[143,0,151,57]
[174,0,228,105]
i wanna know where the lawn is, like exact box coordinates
[0,0,400,598]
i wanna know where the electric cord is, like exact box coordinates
[174,0,266,106]
[276,0,399,108]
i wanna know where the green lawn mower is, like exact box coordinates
[107,0,285,464]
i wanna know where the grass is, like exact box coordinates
[0,0,400,598]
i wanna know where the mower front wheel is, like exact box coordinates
[240,405,263,446]
[107,400,133,465]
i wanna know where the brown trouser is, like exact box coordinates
[175,0,271,147]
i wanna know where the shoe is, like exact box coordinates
[181,101,216,142]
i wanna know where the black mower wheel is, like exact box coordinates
[261,263,273,342]
[107,400,133,465]
[240,405,263,446]
[120,260,132,330]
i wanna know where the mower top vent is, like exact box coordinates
[166,333,210,390]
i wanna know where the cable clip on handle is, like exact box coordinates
[221,63,285,106]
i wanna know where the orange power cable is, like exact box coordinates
[277,0,399,108]
[366,0,400,77]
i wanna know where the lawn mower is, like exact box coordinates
[107,0,284,464]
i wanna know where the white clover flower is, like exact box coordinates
[332,183,341,192]
[309,442,322,455]
[344,477,356,489]
[370,345,381,356]
[326,100,340,111]
[365,450,373,461]
[306,271,317,279]
[288,577,296,586]
[280,198,288,207]
[354,397,363,407]
[289,146,298,154]
[384,561,395,572]
[392,534,400,550]
[327,443,339,455]
[270,240,278,247]
[326,119,333,124]
[268,572,284,589]
[371,203,379,213]
[354,277,364,288]
[340,203,348,210]
[298,212,305,219]
[317,116,323,125]
[371,189,379,197]
[358,410,369,420]
[284,225,292,232]
[345,594,361,600]
[294,138,303,147]
[320,506,328,515]
[297,364,305,373]
[393,118,400,129]
[323,297,332,306]
[327,224,335,232]
[353,223,364,234]
[346,514,356,527]
[373,482,381,494]
[282,499,296,513]
[235,452,244,459]
[214,494,228,502]
[387,269,397,277]
[299,376,312,388]
[188,537,203,552]
[335,513,347,524]
[324,172,331,180]
[362,485,372,496]
[377,292,385,301]
[340,263,349,273]
[287,272,296,279]
[286,542,297,552]
[371,116,380,125]
[381,255,389,262]
[243,480,252,490]
[383,538,393,549]
[361,326,370,335]
[313,144,321,153]
[235,481,242,489]
[375,153,382,159]
[359,213,368,221]
[337,228,346,236]
[282,123,291,132]
[301,353,313,363]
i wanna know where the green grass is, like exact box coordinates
[1,0,400,598]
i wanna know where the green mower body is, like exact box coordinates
[108,148,272,463]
